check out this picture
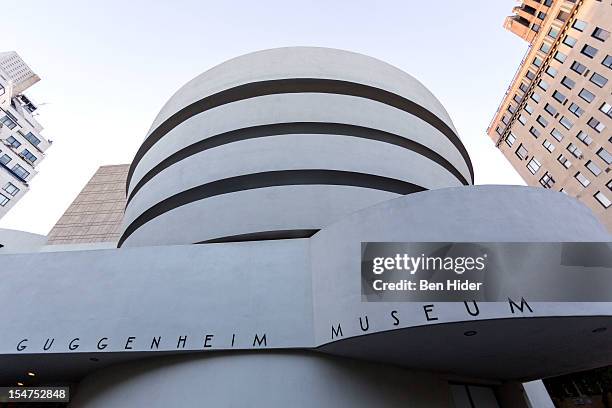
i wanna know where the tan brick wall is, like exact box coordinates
[488,0,612,231]
[46,164,128,244]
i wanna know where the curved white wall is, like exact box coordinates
[1,186,610,401]
[128,94,472,191]
[71,352,450,408]
[121,47,473,247]
[0,228,47,253]
[309,185,612,346]
[147,47,458,135]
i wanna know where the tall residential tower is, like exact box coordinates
[0,51,51,219]
[487,0,611,230]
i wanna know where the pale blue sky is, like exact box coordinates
[1,0,527,234]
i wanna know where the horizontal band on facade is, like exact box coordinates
[126,122,470,204]
[195,229,319,244]
[118,170,427,247]
[126,78,474,192]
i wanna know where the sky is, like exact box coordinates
[0,0,527,235]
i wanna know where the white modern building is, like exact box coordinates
[0,51,51,218]
[0,48,610,407]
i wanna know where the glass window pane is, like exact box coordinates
[468,386,501,408]
[450,385,472,408]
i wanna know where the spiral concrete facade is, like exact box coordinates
[2,47,611,407]
[120,47,474,247]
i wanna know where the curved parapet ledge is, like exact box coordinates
[121,47,474,247]
[0,228,47,253]
[0,186,610,385]
[308,185,611,379]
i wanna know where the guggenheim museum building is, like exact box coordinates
[0,47,611,407]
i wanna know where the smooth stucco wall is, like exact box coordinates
[144,47,458,137]
[0,228,47,253]
[70,352,451,408]
[121,47,472,247]
[310,185,612,344]
[1,186,610,407]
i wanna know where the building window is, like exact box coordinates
[578,88,595,103]
[590,72,608,87]
[3,182,19,196]
[538,79,549,91]
[556,10,570,22]
[576,130,592,146]
[526,70,536,80]
[550,128,564,142]
[570,61,586,75]
[520,82,529,92]
[548,27,559,39]
[530,126,541,138]
[531,93,541,103]
[525,104,534,115]
[542,139,555,153]
[572,19,587,32]
[516,144,528,160]
[0,192,9,207]
[559,116,573,130]
[536,115,548,128]
[597,147,612,165]
[568,102,584,117]
[507,104,516,114]
[603,55,612,69]
[23,132,41,146]
[544,103,556,116]
[20,149,37,163]
[513,94,522,103]
[0,115,17,130]
[562,35,577,47]
[592,27,610,42]
[540,172,555,188]
[552,90,566,103]
[12,164,30,180]
[537,11,546,20]
[561,76,575,89]
[581,44,598,59]
[587,117,605,133]
[586,160,602,176]
[599,102,612,118]
[567,143,583,159]
[533,56,543,67]
[5,136,21,149]
[518,114,527,125]
[532,23,540,33]
[0,154,11,165]
[575,171,591,187]
[594,191,611,208]
[558,154,572,168]
[527,158,541,174]
[553,51,567,63]
[540,42,551,53]
[506,133,516,147]
[546,66,558,77]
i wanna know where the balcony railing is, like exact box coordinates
[0,161,29,186]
